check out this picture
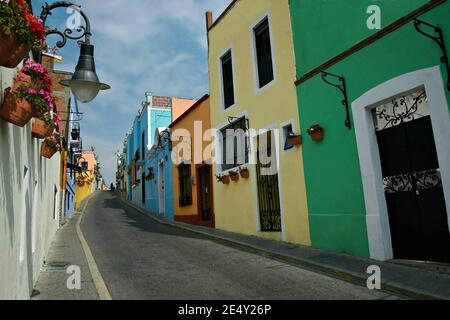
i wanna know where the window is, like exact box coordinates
[221,117,249,172]
[282,123,294,151]
[178,163,192,207]
[254,17,274,88]
[221,50,235,109]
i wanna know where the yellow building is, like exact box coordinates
[74,151,98,209]
[207,0,310,245]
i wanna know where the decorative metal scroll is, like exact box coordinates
[40,1,92,48]
[414,19,450,91]
[374,90,429,131]
[321,71,351,130]
[383,169,442,194]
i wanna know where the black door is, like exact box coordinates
[375,91,450,262]
[198,165,212,221]
[256,131,281,232]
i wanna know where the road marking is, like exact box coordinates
[75,195,113,300]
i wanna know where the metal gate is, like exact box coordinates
[374,89,450,262]
[256,131,281,232]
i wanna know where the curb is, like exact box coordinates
[118,195,444,300]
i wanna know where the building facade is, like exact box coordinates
[170,94,215,227]
[207,0,311,245]
[289,0,450,262]
[74,150,98,209]
[0,58,65,299]
[126,93,196,217]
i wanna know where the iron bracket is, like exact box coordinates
[321,71,352,130]
[414,19,450,91]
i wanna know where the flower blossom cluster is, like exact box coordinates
[16,0,46,41]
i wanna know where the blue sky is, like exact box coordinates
[34,0,231,184]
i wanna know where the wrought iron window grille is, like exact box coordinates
[414,19,450,91]
[321,71,351,130]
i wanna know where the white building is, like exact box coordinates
[0,63,63,299]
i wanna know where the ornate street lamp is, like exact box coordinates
[40,1,110,103]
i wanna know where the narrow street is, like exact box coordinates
[77,192,398,300]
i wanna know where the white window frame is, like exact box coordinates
[218,45,237,113]
[214,112,250,175]
[352,66,450,262]
[251,11,277,95]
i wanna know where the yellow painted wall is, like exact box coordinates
[208,0,311,245]
[74,172,94,209]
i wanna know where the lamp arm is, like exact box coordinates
[40,1,92,47]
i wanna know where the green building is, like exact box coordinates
[289,0,450,262]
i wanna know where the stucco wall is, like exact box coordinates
[290,0,450,257]
[0,65,62,299]
[208,0,311,245]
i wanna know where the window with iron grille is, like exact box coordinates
[221,50,235,109]
[178,163,192,207]
[221,117,249,172]
[254,17,274,88]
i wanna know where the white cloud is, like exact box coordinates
[54,0,232,183]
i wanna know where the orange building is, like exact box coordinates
[170,95,215,228]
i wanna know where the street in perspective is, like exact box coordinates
[1,0,450,306]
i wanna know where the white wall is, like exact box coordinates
[0,64,62,300]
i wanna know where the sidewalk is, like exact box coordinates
[32,207,99,300]
[122,197,450,300]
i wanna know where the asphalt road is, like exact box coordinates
[81,191,400,300]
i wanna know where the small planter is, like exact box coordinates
[289,134,303,147]
[0,28,31,69]
[239,168,250,179]
[229,171,240,182]
[40,143,57,159]
[32,118,54,139]
[307,125,325,142]
[0,88,33,127]
[11,72,31,94]
[217,175,230,185]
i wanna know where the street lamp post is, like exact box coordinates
[39,1,110,103]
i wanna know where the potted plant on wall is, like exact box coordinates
[216,174,230,185]
[0,87,33,126]
[40,131,62,159]
[288,132,303,147]
[32,112,59,139]
[229,170,240,182]
[239,167,250,179]
[0,0,46,68]
[307,124,325,142]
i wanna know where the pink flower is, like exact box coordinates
[27,88,37,95]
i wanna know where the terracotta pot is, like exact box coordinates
[11,72,31,94]
[240,169,250,179]
[310,131,324,142]
[40,143,57,159]
[217,175,230,185]
[289,135,303,146]
[229,172,240,182]
[0,88,33,127]
[0,28,30,69]
[32,118,54,139]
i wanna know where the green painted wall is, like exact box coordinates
[289,0,450,257]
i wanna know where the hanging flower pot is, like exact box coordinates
[11,72,32,95]
[288,134,303,147]
[32,118,54,139]
[0,28,31,69]
[40,142,57,159]
[239,168,250,179]
[229,171,240,182]
[0,88,33,127]
[40,132,63,159]
[0,1,46,69]
[307,124,325,142]
[216,175,230,185]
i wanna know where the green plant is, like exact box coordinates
[0,0,46,50]
[44,132,63,151]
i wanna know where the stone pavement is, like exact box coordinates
[121,196,450,300]
[32,207,99,300]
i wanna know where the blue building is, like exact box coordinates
[126,93,194,220]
